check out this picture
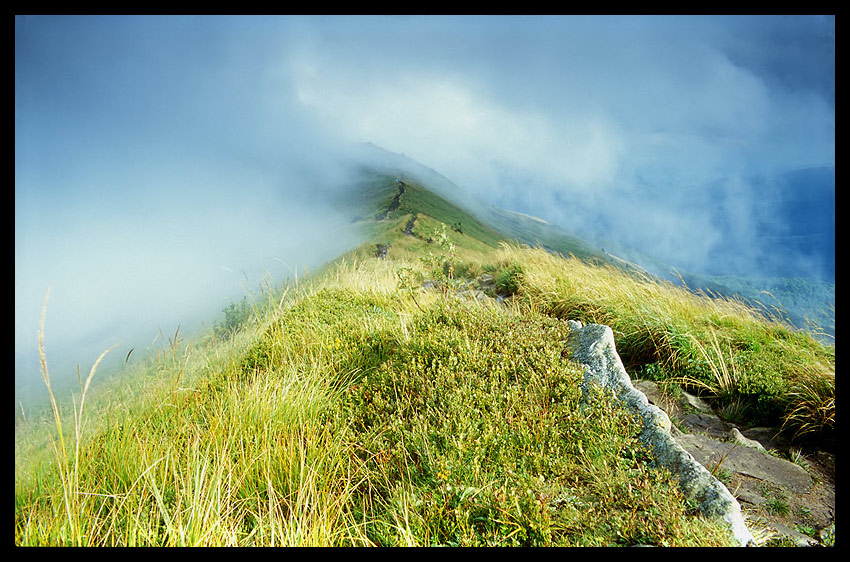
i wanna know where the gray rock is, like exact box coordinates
[818,522,835,544]
[679,412,732,439]
[476,273,496,291]
[680,391,714,414]
[727,427,766,452]
[675,433,812,493]
[458,289,492,303]
[632,379,714,419]
[740,426,785,451]
[769,521,820,547]
[632,380,680,417]
[735,487,767,506]
[566,321,755,547]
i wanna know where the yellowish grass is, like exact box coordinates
[34,288,118,545]
[17,241,830,546]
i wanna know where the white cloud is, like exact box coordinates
[15,15,834,397]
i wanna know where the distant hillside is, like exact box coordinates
[679,271,835,341]
[339,146,834,339]
[340,144,638,270]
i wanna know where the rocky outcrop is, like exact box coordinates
[727,427,766,452]
[634,379,833,547]
[475,273,496,293]
[566,320,755,547]
[456,273,513,304]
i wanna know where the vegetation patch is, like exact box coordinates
[323,296,734,546]
[503,244,834,442]
[15,173,833,546]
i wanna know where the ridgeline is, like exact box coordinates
[15,158,834,546]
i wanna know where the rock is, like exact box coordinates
[476,273,496,292]
[735,487,767,506]
[818,522,835,544]
[632,352,833,548]
[404,215,417,235]
[458,289,492,302]
[632,379,714,421]
[814,450,835,466]
[566,321,755,547]
[680,392,713,414]
[679,412,730,439]
[769,521,820,547]
[740,427,786,451]
[632,380,680,416]
[727,427,766,452]
[674,433,812,493]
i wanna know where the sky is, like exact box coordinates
[15,15,835,398]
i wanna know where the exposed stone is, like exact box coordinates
[674,433,812,492]
[631,365,830,547]
[566,320,755,547]
[680,392,714,414]
[631,380,679,416]
[458,289,493,303]
[818,522,835,544]
[728,427,766,452]
[740,426,787,451]
[735,487,768,507]
[768,521,820,547]
[404,214,417,235]
[631,379,714,421]
[679,412,732,440]
[476,273,496,291]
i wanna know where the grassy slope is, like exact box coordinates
[15,170,834,546]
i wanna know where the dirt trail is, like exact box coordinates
[376,179,406,220]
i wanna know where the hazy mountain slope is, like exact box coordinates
[338,145,635,271]
[16,159,834,547]
[340,146,834,339]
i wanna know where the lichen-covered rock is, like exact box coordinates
[566,320,755,547]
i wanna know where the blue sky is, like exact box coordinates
[15,15,834,396]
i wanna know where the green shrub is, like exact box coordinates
[214,296,253,338]
[330,298,735,546]
[495,262,523,296]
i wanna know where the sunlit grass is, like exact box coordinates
[16,231,834,546]
[497,243,834,438]
[16,254,741,546]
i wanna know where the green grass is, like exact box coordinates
[16,173,834,546]
[499,243,834,441]
[16,256,740,546]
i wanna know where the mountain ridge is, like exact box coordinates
[16,153,835,546]
[339,145,834,339]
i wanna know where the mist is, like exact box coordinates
[15,15,834,402]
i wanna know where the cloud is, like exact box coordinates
[282,15,832,205]
[15,15,834,399]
